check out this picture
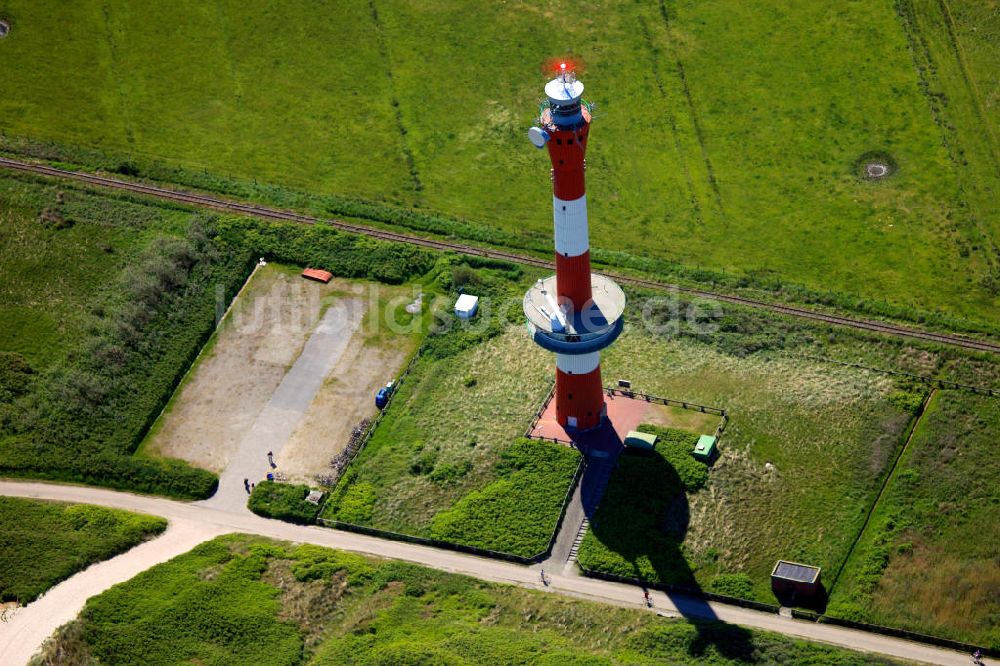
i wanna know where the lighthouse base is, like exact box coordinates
[555,364,605,431]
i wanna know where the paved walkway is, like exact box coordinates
[0,481,983,666]
[203,299,363,512]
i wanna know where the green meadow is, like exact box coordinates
[0,1,997,325]
[828,390,1000,648]
[0,497,165,603]
[38,534,902,665]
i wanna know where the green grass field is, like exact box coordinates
[0,497,165,603]
[828,390,1000,648]
[38,534,902,665]
[0,1,997,325]
[594,324,917,602]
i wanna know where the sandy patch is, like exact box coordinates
[143,266,342,471]
[144,264,416,506]
[280,334,411,484]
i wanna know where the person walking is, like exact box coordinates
[267,450,275,468]
[243,478,250,493]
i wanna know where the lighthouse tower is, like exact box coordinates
[524,65,625,431]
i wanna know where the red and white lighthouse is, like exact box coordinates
[524,65,625,431]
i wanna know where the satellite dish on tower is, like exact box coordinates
[528,126,548,149]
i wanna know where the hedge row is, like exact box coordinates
[213,216,436,284]
[248,481,321,525]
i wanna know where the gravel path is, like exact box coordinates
[0,480,984,666]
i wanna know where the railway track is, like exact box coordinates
[3,155,999,355]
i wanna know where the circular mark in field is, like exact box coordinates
[855,151,897,181]
[865,162,890,179]
[0,21,9,38]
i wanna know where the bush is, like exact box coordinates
[213,216,435,284]
[886,390,925,414]
[709,573,755,599]
[0,352,33,402]
[248,481,321,525]
[636,425,708,492]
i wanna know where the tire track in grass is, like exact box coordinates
[937,0,1000,173]
[636,14,704,228]
[101,1,136,150]
[367,0,423,199]
[826,389,937,597]
[657,0,726,219]
[895,0,999,277]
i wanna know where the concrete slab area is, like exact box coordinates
[203,299,363,512]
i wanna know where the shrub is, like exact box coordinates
[248,481,320,525]
[0,352,33,402]
[213,216,435,284]
[636,425,708,492]
[328,479,377,524]
[290,544,373,584]
[886,390,925,414]
[709,573,755,599]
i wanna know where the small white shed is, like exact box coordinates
[455,294,479,319]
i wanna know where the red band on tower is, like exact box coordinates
[555,366,604,431]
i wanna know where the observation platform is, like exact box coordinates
[523,274,625,355]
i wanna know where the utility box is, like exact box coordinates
[624,430,657,453]
[455,293,479,319]
[693,435,717,461]
[771,560,822,605]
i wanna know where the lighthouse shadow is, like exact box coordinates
[584,448,756,661]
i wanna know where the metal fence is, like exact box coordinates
[524,386,729,443]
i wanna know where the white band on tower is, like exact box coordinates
[556,351,601,375]
[553,195,589,257]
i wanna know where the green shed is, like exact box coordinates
[624,430,657,451]
[693,435,717,461]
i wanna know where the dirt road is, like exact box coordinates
[0,480,983,666]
